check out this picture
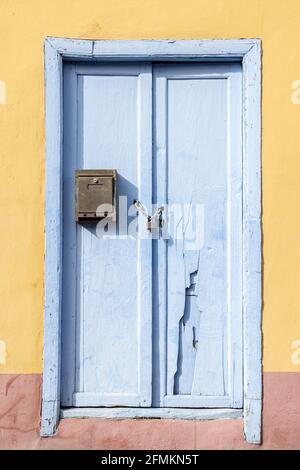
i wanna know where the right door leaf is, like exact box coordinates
[153,63,243,409]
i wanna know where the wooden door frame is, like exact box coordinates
[42,38,262,444]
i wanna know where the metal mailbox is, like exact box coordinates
[75,169,117,222]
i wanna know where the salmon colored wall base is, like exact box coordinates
[0,373,299,450]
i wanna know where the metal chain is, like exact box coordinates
[133,199,148,217]
[152,205,164,220]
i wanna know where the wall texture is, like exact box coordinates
[1,373,300,449]
[0,0,300,449]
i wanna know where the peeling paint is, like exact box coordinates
[0,80,6,104]
[0,340,7,365]
[174,267,201,395]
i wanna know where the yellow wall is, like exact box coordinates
[0,0,300,373]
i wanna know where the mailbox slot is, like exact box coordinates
[75,169,117,222]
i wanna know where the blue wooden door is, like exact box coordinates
[61,61,243,409]
[152,63,243,408]
[61,63,153,407]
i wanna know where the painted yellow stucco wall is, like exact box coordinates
[0,0,300,374]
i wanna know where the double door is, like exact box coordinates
[61,61,243,409]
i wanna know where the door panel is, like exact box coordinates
[153,63,243,408]
[61,63,152,407]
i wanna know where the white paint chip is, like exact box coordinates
[0,340,7,364]
[291,80,300,104]
[0,80,6,104]
[291,339,300,365]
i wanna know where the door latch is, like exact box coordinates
[134,200,164,232]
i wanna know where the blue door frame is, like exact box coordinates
[42,38,262,444]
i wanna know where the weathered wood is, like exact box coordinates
[62,63,153,407]
[41,38,63,438]
[153,63,243,409]
[242,41,262,444]
[61,407,243,420]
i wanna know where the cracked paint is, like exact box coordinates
[174,268,201,395]
[168,191,228,398]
